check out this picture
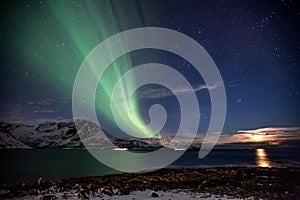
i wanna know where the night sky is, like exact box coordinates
[0,0,299,137]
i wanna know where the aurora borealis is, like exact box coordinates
[2,0,160,138]
[1,0,299,138]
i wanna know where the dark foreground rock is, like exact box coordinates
[1,167,300,199]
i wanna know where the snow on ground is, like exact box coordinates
[15,190,253,200]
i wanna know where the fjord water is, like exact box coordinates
[0,148,299,184]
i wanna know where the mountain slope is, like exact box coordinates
[0,121,197,149]
[0,127,30,149]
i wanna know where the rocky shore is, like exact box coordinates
[1,167,300,199]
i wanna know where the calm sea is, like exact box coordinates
[0,148,299,184]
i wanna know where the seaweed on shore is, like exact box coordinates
[1,167,300,199]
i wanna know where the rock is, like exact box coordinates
[74,183,80,190]
[0,189,10,196]
[150,191,159,197]
[273,193,280,199]
[200,193,211,198]
[42,194,57,200]
[74,190,88,199]
[99,187,113,196]
[113,188,121,195]
[62,192,70,199]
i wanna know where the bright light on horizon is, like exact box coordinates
[252,134,263,142]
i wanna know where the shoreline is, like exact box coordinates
[1,167,300,199]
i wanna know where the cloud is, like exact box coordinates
[139,83,220,99]
[237,127,300,134]
[0,103,25,122]
[171,127,300,148]
[0,97,69,123]
[37,100,51,106]
[34,110,59,113]
[217,127,300,147]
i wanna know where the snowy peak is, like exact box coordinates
[0,120,195,149]
[0,126,30,149]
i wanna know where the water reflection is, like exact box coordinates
[256,148,271,167]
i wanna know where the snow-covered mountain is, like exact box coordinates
[0,120,195,149]
[0,127,30,149]
[0,120,112,149]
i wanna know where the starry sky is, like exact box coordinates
[0,0,299,137]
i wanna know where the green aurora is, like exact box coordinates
[9,0,158,138]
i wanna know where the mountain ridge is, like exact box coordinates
[0,120,190,150]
